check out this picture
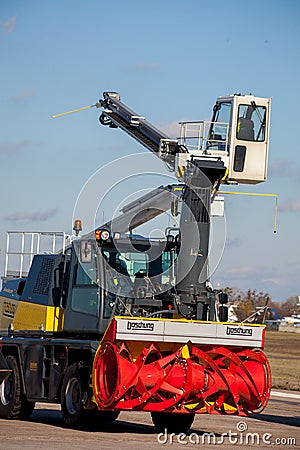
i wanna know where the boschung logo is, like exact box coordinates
[226,326,253,336]
[127,321,155,332]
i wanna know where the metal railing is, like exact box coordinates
[4,231,70,278]
[179,121,229,153]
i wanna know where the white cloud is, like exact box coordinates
[9,90,35,103]
[158,120,181,138]
[269,159,300,183]
[224,266,255,276]
[262,277,289,287]
[1,16,16,34]
[268,159,292,176]
[226,237,241,248]
[4,209,58,222]
[0,140,31,154]
[279,198,300,212]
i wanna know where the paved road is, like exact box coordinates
[0,391,299,450]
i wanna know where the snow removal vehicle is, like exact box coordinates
[0,91,272,432]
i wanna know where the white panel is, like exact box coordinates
[216,323,264,345]
[116,333,161,342]
[163,321,264,347]
[115,318,164,341]
[211,196,224,217]
[164,321,217,339]
[114,318,264,348]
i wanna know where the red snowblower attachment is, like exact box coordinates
[93,317,271,416]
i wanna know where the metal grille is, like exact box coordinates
[33,257,54,295]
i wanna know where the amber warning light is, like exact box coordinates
[73,220,82,236]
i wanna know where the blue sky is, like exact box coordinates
[0,0,299,302]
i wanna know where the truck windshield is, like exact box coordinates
[101,242,177,317]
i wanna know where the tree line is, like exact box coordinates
[223,287,299,322]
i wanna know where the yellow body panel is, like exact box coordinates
[0,295,64,332]
[13,302,64,331]
[0,295,18,331]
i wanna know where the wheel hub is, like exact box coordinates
[65,377,81,415]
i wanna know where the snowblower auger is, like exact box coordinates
[92,317,271,416]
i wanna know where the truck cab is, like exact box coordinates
[0,231,179,337]
[63,232,179,335]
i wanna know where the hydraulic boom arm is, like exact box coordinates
[98,92,187,170]
[86,184,181,236]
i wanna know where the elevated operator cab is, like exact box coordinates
[178,94,271,184]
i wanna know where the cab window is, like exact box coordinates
[236,104,266,142]
[71,244,99,316]
[207,101,231,151]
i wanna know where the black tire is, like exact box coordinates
[61,363,87,427]
[19,398,35,420]
[0,355,22,419]
[151,412,195,434]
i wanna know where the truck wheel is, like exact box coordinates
[20,398,36,420]
[151,412,195,434]
[61,363,86,427]
[0,355,22,419]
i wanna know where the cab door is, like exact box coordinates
[63,241,102,334]
[228,97,271,184]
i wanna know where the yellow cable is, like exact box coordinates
[217,191,279,233]
[52,104,96,119]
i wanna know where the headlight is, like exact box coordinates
[95,229,110,241]
[100,230,110,241]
